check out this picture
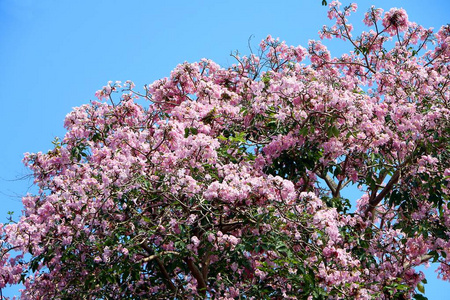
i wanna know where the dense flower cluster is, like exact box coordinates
[1,1,449,299]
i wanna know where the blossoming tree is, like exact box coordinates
[1,2,449,299]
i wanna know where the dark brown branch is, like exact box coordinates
[201,253,211,282]
[364,170,400,219]
[141,244,177,293]
[155,257,177,293]
[334,156,350,198]
[186,257,207,297]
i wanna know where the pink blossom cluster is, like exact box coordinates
[0,2,449,299]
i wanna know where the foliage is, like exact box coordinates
[1,1,449,299]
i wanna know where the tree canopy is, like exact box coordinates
[1,1,449,299]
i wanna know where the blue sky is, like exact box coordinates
[0,0,449,298]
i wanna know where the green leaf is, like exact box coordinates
[299,127,309,136]
[92,132,102,143]
[327,125,340,138]
[142,216,152,223]
[417,282,425,293]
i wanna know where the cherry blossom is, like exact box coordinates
[0,2,449,299]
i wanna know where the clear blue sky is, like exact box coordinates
[0,0,448,298]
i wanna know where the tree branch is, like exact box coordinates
[155,257,177,293]
[141,251,180,262]
[201,253,211,283]
[185,257,207,297]
[364,170,400,219]
[318,173,340,198]
[141,244,177,293]
[403,254,434,269]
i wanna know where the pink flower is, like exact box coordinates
[191,236,201,248]
[382,8,409,36]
